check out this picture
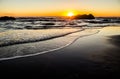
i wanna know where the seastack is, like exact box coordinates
[74,14,95,19]
[0,16,16,21]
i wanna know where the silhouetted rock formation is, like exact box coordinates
[0,16,16,21]
[74,14,95,19]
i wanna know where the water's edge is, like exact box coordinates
[0,29,100,61]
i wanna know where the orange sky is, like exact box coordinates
[0,0,120,17]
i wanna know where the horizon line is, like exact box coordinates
[0,15,120,18]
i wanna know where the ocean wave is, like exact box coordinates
[0,28,81,47]
[0,18,120,30]
[0,29,99,61]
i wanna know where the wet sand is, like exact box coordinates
[0,26,120,78]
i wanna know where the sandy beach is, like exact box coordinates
[0,0,120,78]
[0,26,120,78]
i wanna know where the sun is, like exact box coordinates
[67,12,74,17]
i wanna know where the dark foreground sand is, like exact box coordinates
[0,26,120,78]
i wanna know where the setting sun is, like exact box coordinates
[67,12,74,17]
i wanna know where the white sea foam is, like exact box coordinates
[0,28,81,47]
[0,28,100,61]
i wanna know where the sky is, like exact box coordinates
[0,0,120,17]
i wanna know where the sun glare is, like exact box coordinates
[67,12,74,17]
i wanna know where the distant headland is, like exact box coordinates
[74,14,95,19]
[0,16,16,21]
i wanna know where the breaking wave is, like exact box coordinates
[0,28,81,47]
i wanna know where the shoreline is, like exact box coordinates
[0,26,120,61]
[0,26,120,78]
[0,28,100,61]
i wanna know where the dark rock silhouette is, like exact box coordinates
[74,14,95,19]
[0,16,16,21]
